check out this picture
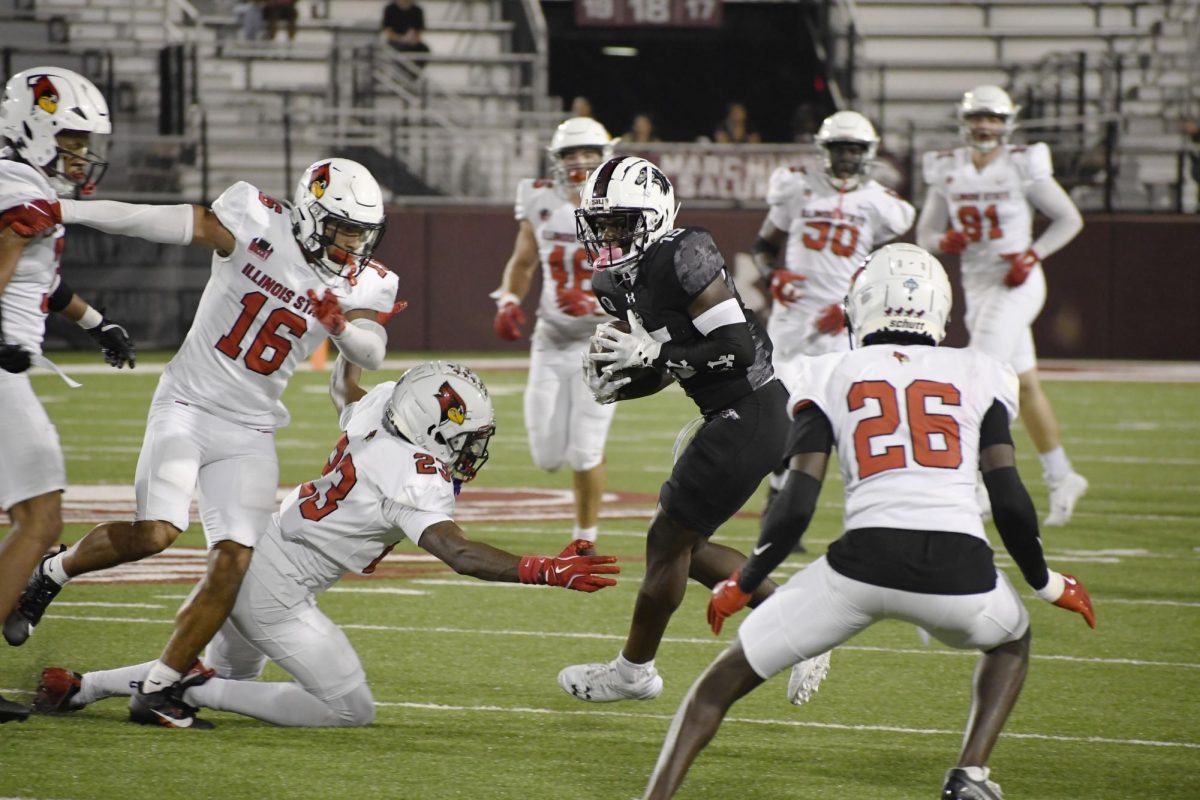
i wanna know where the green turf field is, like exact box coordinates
[2,354,1198,799]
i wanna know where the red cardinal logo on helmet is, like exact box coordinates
[434,381,466,425]
[29,75,59,115]
[309,162,331,199]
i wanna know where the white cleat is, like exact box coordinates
[558,659,663,703]
[787,650,832,706]
[1044,471,1088,527]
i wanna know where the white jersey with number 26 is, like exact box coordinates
[788,345,1018,539]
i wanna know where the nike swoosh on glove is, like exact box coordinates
[1037,570,1096,628]
[517,539,619,592]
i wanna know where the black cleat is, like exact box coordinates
[0,693,31,723]
[129,682,214,729]
[33,667,83,713]
[942,767,1004,800]
[4,544,67,646]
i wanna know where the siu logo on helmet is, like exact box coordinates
[435,382,466,425]
[309,162,331,200]
[29,75,59,115]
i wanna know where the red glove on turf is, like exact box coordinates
[939,229,969,254]
[1002,248,1039,288]
[307,289,347,335]
[0,199,62,237]
[493,297,526,341]
[815,303,846,335]
[769,270,807,307]
[556,286,599,317]
[1037,571,1096,629]
[707,570,753,635]
[517,539,619,593]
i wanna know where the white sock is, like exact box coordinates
[142,661,183,693]
[573,526,598,543]
[1039,447,1072,482]
[615,651,654,681]
[43,551,71,585]
[76,660,157,707]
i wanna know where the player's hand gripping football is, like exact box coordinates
[769,269,807,307]
[707,569,753,635]
[517,539,619,592]
[1036,570,1096,629]
[85,310,136,369]
[588,310,661,375]
[491,291,525,341]
[307,288,347,335]
[815,303,846,335]
[938,229,970,255]
[1001,248,1039,287]
[581,349,630,405]
[556,285,599,317]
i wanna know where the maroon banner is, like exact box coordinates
[575,0,722,28]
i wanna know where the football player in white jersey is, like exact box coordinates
[32,359,619,728]
[5,157,403,727]
[752,111,914,547]
[0,66,136,723]
[916,85,1087,526]
[640,244,1096,800]
[491,117,617,551]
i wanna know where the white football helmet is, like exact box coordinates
[384,361,496,482]
[291,158,386,281]
[845,243,952,348]
[548,117,615,190]
[0,66,111,195]
[814,110,878,186]
[575,156,678,275]
[957,85,1019,153]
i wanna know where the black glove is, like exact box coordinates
[0,343,31,374]
[85,312,136,369]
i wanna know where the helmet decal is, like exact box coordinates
[30,75,58,115]
[589,157,621,200]
[309,162,331,200]
[435,381,466,425]
[636,164,670,195]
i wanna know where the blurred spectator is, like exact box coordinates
[623,113,661,144]
[383,0,431,75]
[234,0,264,40]
[714,102,761,144]
[263,0,298,41]
[571,96,594,119]
[790,102,825,143]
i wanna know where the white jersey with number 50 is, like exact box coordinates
[514,178,607,348]
[272,383,455,594]
[788,345,1018,540]
[922,143,1052,280]
[158,182,399,430]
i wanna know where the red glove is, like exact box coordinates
[0,199,62,237]
[707,570,753,635]
[306,289,347,335]
[769,270,807,307]
[556,286,599,317]
[376,300,408,324]
[517,539,619,593]
[1038,571,1096,629]
[815,303,846,335]
[493,300,526,341]
[938,229,969,254]
[1002,248,1039,287]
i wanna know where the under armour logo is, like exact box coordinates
[707,354,735,370]
[720,408,741,421]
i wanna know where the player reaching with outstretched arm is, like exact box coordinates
[491,117,618,552]
[917,85,1087,526]
[5,158,402,728]
[0,66,135,723]
[32,358,617,727]
[640,244,1096,800]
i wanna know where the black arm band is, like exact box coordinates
[783,402,835,464]
[983,465,1049,588]
[738,471,822,592]
[47,279,75,313]
[654,323,754,374]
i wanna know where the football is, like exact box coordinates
[590,319,669,396]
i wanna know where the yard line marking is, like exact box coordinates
[371,701,1200,749]
[53,602,164,609]
[327,587,429,596]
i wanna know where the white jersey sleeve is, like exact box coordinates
[766,166,807,231]
[344,260,400,315]
[514,178,544,222]
[211,181,274,245]
[0,161,63,354]
[865,182,916,242]
[921,150,954,194]
[1010,142,1054,187]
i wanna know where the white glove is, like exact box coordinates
[582,350,631,404]
[588,310,662,376]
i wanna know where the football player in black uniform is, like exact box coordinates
[556,156,792,703]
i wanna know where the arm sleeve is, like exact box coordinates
[982,465,1050,590]
[915,188,951,252]
[59,198,194,245]
[654,321,755,374]
[330,318,387,370]
[738,472,823,592]
[1025,178,1083,259]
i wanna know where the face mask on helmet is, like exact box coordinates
[845,243,952,348]
[575,156,677,275]
[548,117,615,190]
[291,158,387,283]
[0,67,112,197]
[957,85,1018,153]
[383,362,497,483]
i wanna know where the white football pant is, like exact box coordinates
[524,343,616,472]
[962,266,1046,376]
[0,371,65,510]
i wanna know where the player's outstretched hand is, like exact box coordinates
[0,343,31,374]
[85,311,136,369]
[377,300,408,324]
[556,286,599,317]
[707,570,752,635]
[1001,248,1039,287]
[307,289,347,335]
[518,539,619,592]
[938,229,969,254]
[1037,571,1096,629]
[492,292,525,341]
[815,303,846,335]
[769,269,807,307]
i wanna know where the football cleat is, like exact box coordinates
[558,659,663,703]
[179,659,216,692]
[0,693,31,724]
[34,667,83,713]
[942,766,1004,799]
[787,650,832,706]
[4,545,67,646]
[129,682,214,730]
[1044,471,1088,527]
